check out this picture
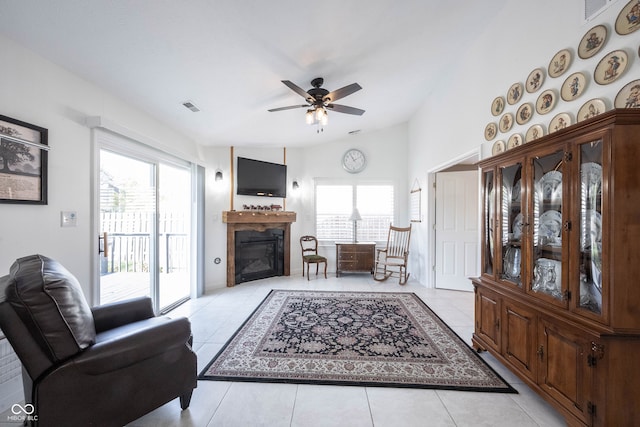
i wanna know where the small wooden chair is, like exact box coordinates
[374,224,412,284]
[300,235,327,280]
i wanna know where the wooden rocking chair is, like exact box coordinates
[374,224,412,284]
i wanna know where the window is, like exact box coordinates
[316,182,394,243]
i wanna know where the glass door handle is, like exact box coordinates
[99,232,108,258]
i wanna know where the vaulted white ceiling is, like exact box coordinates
[0,1,502,147]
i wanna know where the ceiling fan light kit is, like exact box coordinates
[269,77,364,132]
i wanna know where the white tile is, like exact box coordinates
[367,387,456,427]
[291,385,372,427]
[207,382,297,427]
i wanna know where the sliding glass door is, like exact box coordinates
[98,148,192,312]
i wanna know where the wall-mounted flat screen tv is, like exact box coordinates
[236,157,287,198]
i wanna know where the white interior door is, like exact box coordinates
[434,170,479,291]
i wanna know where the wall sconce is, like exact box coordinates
[292,181,299,190]
[215,169,223,182]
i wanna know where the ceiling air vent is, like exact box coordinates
[182,100,200,112]
[584,0,611,21]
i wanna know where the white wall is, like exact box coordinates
[0,35,202,300]
[407,0,639,285]
[202,123,409,290]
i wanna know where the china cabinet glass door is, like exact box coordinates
[530,149,566,306]
[499,163,523,287]
[483,169,495,277]
[576,139,603,315]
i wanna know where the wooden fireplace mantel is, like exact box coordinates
[223,211,297,287]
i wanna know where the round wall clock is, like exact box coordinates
[342,148,366,173]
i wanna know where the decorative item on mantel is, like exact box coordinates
[242,204,282,211]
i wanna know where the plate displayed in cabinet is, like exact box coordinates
[512,213,524,241]
[538,210,562,246]
[581,162,602,203]
[512,179,521,202]
[577,98,606,122]
[540,170,562,202]
[581,209,602,250]
[503,247,521,279]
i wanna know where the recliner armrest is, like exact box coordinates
[91,297,155,333]
[70,316,192,375]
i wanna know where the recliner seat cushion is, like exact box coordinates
[6,254,96,362]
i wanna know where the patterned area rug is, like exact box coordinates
[199,290,515,392]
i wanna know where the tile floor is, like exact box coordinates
[1,274,567,427]
[131,274,566,427]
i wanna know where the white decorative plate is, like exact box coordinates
[485,122,498,140]
[525,124,545,142]
[581,209,602,250]
[512,213,524,241]
[577,98,606,122]
[526,68,545,93]
[561,72,587,101]
[540,170,562,201]
[536,89,556,115]
[492,140,506,155]
[549,112,572,133]
[539,210,563,246]
[548,49,572,78]
[614,79,640,108]
[507,82,524,105]
[516,102,533,125]
[594,49,628,85]
[507,133,523,150]
[578,24,608,59]
[499,113,514,133]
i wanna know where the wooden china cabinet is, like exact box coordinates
[472,109,640,427]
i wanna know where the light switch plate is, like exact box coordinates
[61,211,77,227]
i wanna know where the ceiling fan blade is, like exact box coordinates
[268,105,309,112]
[323,83,362,103]
[281,80,313,102]
[326,104,365,115]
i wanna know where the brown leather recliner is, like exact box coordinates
[0,254,197,427]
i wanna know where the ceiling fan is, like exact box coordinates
[268,78,365,129]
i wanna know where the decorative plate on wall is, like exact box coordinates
[578,98,607,122]
[491,96,505,116]
[548,49,572,78]
[516,102,534,125]
[526,68,545,93]
[614,79,640,108]
[492,140,506,156]
[507,82,524,105]
[615,0,640,35]
[594,50,628,85]
[525,124,545,142]
[536,89,557,114]
[507,133,523,150]
[578,24,608,59]
[485,122,498,140]
[499,113,514,133]
[549,112,572,133]
[561,72,587,101]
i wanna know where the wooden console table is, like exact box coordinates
[335,242,375,277]
[223,211,296,286]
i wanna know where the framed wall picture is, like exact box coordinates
[0,115,49,204]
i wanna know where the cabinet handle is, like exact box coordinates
[494,319,500,330]
[537,345,544,360]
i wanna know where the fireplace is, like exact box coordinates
[235,229,284,284]
[222,211,296,286]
